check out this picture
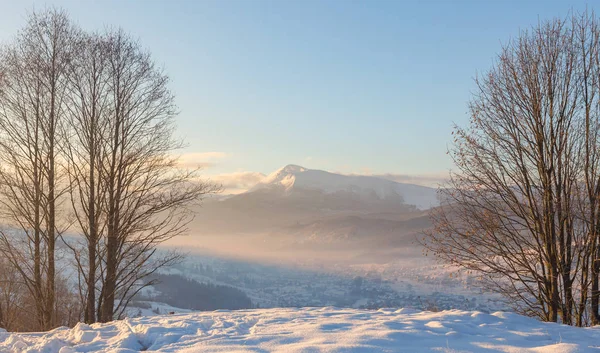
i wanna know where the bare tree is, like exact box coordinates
[0,9,74,330]
[0,8,218,329]
[63,31,110,324]
[575,13,600,326]
[86,29,219,323]
[424,12,600,327]
[0,258,26,331]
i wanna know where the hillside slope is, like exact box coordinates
[3,307,598,352]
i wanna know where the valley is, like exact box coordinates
[127,164,510,317]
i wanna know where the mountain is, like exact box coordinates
[275,211,431,248]
[250,164,439,210]
[186,165,438,255]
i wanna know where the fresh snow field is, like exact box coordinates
[2,307,600,353]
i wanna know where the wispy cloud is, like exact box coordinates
[208,171,266,194]
[368,172,449,187]
[177,152,230,169]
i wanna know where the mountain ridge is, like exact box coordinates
[186,165,438,249]
[249,164,439,210]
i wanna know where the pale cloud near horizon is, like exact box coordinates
[177,152,230,169]
[177,153,448,194]
[203,167,448,195]
[208,171,267,194]
[330,168,449,188]
[367,173,449,187]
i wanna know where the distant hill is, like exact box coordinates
[136,273,253,311]
[274,212,431,248]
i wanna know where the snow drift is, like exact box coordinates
[2,307,599,352]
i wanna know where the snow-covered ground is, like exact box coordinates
[3,307,600,353]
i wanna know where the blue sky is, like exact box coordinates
[0,0,595,190]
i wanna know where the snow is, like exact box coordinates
[262,164,307,186]
[3,307,600,352]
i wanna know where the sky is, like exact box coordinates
[0,0,596,192]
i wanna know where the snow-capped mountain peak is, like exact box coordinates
[250,165,439,209]
[261,164,307,190]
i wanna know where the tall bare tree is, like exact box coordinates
[84,29,219,323]
[63,31,110,324]
[0,8,218,329]
[424,11,600,327]
[575,13,600,326]
[0,9,74,330]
